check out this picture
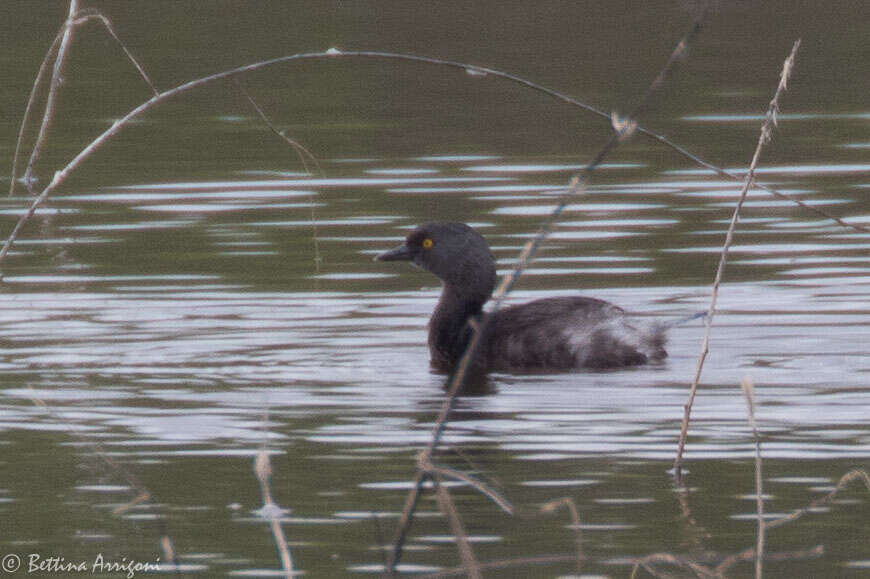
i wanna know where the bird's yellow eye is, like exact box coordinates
[422,238,434,249]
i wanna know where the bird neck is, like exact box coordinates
[429,282,489,368]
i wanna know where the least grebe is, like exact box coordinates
[377,222,666,372]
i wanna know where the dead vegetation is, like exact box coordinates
[2,2,868,577]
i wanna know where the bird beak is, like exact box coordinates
[375,243,413,262]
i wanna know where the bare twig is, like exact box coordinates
[84,11,159,96]
[386,453,512,578]
[766,469,870,530]
[630,552,716,579]
[111,489,152,516]
[631,545,825,579]
[386,469,429,577]
[254,450,295,576]
[159,535,176,573]
[10,7,156,196]
[673,483,712,550]
[4,12,176,566]
[4,39,862,267]
[713,545,824,576]
[21,386,177,568]
[9,23,63,196]
[673,39,801,480]
[20,18,838,230]
[431,474,481,579]
[541,497,583,576]
[640,130,870,235]
[741,378,764,579]
[415,449,482,579]
[386,8,708,573]
[429,464,513,515]
[233,79,323,271]
[23,0,80,194]
[233,79,321,175]
[0,46,610,264]
[5,7,863,579]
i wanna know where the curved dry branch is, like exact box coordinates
[4,38,863,265]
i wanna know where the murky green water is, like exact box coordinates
[1,2,869,577]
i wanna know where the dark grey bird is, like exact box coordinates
[377,222,667,373]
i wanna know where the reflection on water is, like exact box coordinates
[2,2,870,576]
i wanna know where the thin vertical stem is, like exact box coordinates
[386,8,708,571]
[431,474,481,579]
[673,39,801,480]
[542,497,583,576]
[254,451,295,576]
[742,378,765,579]
[24,0,80,192]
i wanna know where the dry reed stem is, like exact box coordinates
[23,0,79,193]
[5,6,173,541]
[765,468,870,530]
[254,450,295,576]
[673,484,712,549]
[159,535,176,572]
[233,79,323,271]
[9,22,64,196]
[429,464,513,514]
[2,6,855,578]
[386,469,429,577]
[417,451,482,579]
[9,8,159,196]
[9,8,158,196]
[631,545,824,579]
[81,11,159,96]
[740,378,764,579]
[541,497,583,576]
[640,130,870,235]
[431,473,481,579]
[713,545,824,576]
[385,9,708,573]
[712,547,755,576]
[642,469,866,578]
[20,387,177,567]
[673,39,802,481]
[233,79,321,176]
[450,446,506,493]
[630,552,715,579]
[111,489,152,516]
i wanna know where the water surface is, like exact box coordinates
[1,2,869,577]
